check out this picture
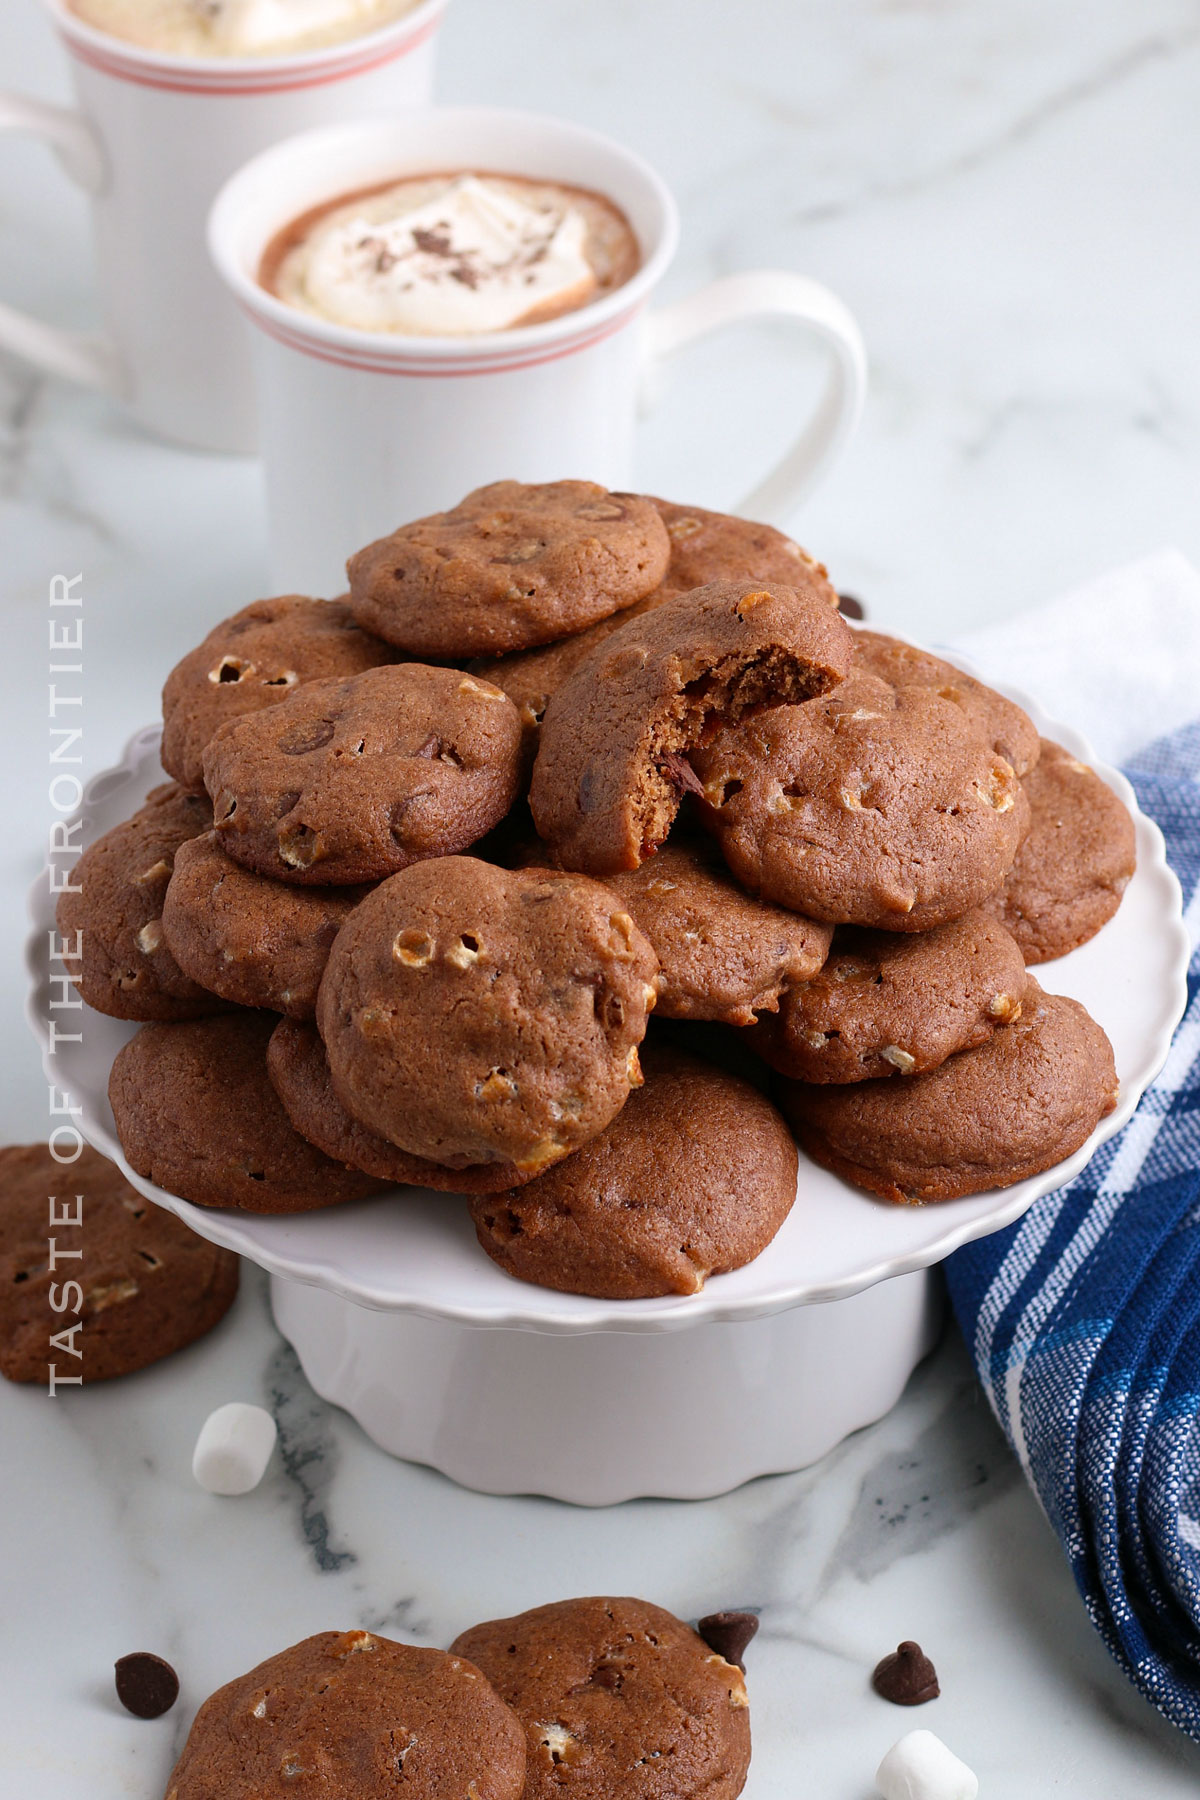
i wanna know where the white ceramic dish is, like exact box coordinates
[26,673,1188,1332]
[25,666,1188,1500]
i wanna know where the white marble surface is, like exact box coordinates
[3,0,1200,1792]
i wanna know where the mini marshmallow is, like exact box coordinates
[876,1729,978,1800]
[192,1402,277,1496]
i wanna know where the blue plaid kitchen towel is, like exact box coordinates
[941,552,1200,1738]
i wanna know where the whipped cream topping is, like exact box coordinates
[294,176,599,336]
[70,0,416,58]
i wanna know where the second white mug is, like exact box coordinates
[208,107,868,595]
[0,0,445,453]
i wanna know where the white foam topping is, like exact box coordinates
[298,176,598,335]
[201,0,387,54]
[70,0,413,58]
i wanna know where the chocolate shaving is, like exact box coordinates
[412,227,454,258]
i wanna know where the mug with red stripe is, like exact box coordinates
[0,0,446,453]
[208,107,868,596]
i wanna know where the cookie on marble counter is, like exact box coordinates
[0,1142,238,1383]
[203,663,523,885]
[779,983,1118,1202]
[347,480,670,658]
[56,782,223,1022]
[649,497,838,603]
[531,579,855,875]
[604,835,832,1025]
[747,911,1028,1082]
[162,832,371,1017]
[982,737,1136,962]
[267,1019,537,1193]
[164,1630,527,1800]
[693,674,1028,930]
[109,1014,385,1213]
[316,857,659,1177]
[451,1597,750,1800]
[850,629,1040,778]
[161,595,397,793]
[469,1045,797,1298]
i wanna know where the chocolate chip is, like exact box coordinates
[114,1651,179,1719]
[697,1610,759,1669]
[871,1640,939,1705]
[837,592,866,620]
[660,752,705,799]
[589,1660,623,1690]
[277,717,336,756]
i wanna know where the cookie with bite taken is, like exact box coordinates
[530,579,854,876]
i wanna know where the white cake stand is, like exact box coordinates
[26,668,1188,1504]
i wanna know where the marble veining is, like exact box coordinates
[267,1341,358,1575]
[3,0,1200,1792]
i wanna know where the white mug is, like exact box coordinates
[208,108,867,595]
[0,0,446,452]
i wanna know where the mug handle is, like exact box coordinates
[641,271,866,523]
[0,93,123,392]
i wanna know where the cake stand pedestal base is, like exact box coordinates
[270,1268,943,1505]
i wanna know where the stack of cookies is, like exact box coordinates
[64,480,1133,1302]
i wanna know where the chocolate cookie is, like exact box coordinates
[162,832,370,1017]
[747,911,1029,1082]
[851,630,1040,778]
[56,783,223,1022]
[779,983,1118,1202]
[203,664,523,885]
[476,505,838,743]
[605,835,832,1025]
[475,588,669,742]
[267,1019,537,1192]
[530,580,855,875]
[109,1014,385,1212]
[650,497,838,602]
[694,674,1029,929]
[316,857,659,1175]
[451,1597,750,1800]
[469,1045,798,1297]
[982,737,1136,962]
[347,481,671,658]
[161,595,397,793]
[165,1630,527,1800]
[0,1142,238,1383]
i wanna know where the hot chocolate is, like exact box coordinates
[259,172,641,336]
[68,0,421,57]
